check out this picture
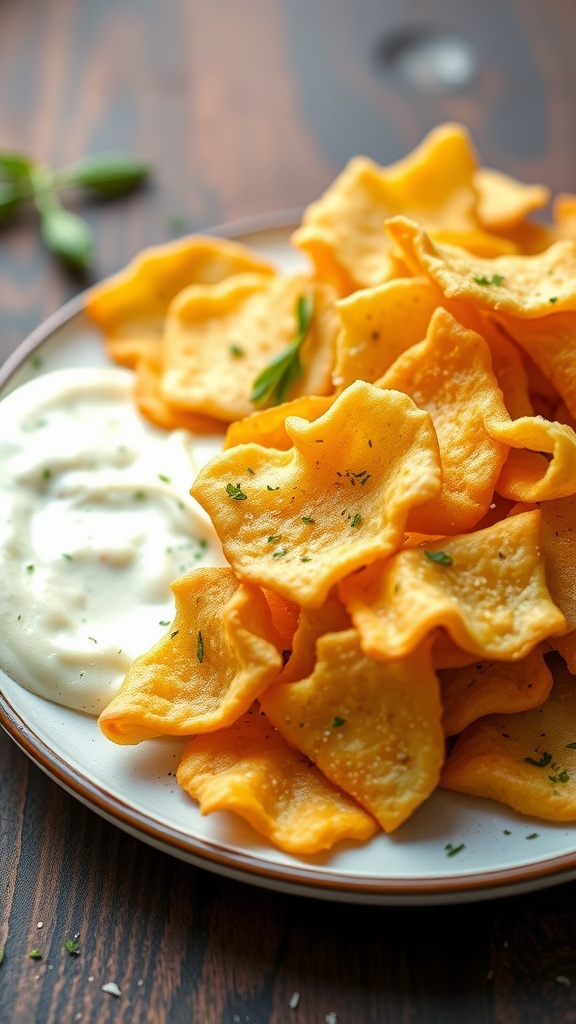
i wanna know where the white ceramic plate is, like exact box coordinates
[2,216,576,906]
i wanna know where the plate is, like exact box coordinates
[2,216,576,906]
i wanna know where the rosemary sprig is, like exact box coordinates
[250,291,315,406]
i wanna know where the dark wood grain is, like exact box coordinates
[3,1,576,1021]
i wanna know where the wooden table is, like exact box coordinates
[2,2,576,1021]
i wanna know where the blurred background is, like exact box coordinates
[1,0,575,358]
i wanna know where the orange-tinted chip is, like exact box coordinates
[441,659,576,821]
[160,273,338,422]
[261,631,444,832]
[379,308,510,534]
[440,645,553,737]
[495,311,576,421]
[339,510,566,662]
[224,394,334,451]
[85,235,275,367]
[191,380,442,609]
[98,568,282,744]
[177,705,377,854]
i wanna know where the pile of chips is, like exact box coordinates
[88,123,576,854]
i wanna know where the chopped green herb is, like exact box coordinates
[332,716,346,728]
[62,553,73,561]
[473,273,505,286]
[246,467,255,476]
[158,473,171,483]
[159,620,170,627]
[197,630,204,664]
[42,467,51,480]
[549,769,570,783]
[133,490,146,500]
[424,549,453,566]
[250,291,315,405]
[524,752,552,768]
[226,482,247,501]
[565,742,576,749]
[266,485,280,491]
[526,832,539,840]
[445,843,465,857]
[230,344,245,358]
[267,535,281,544]
[0,948,4,965]
[170,630,179,639]
[28,949,42,960]
[300,556,312,562]
[64,938,80,956]
[88,636,97,644]
[301,516,315,524]
[31,355,42,370]
[350,513,361,528]
[272,548,288,559]
[549,296,558,303]
[25,563,35,572]
[503,829,511,835]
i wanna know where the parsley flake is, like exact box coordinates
[549,296,558,303]
[28,949,42,960]
[226,482,247,501]
[424,549,453,566]
[565,742,576,749]
[158,473,171,483]
[350,513,361,528]
[301,516,315,524]
[524,751,552,768]
[197,630,204,664]
[272,548,288,559]
[250,291,314,405]
[445,843,465,857]
[300,556,312,562]
[473,273,505,286]
[230,344,245,358]
[332,716,346,728]
[170,630,179,639]
[267,535,281,544]
[64,938,80,956]
[526,832,539,840]
[159,619,170,627]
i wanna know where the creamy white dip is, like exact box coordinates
[0,367,224,713]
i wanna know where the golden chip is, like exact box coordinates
[98,568,282,744]
[177,705,377,854]
[386,215,576,316]
[261,630,444,832]
[191,380,442,609]
[474,167,550,232]
[160,273,338,422]
[441,658,576,821]
[85,235,275,367]
[378,308,510,534]
[440,645,553,737]
[339,510,566,662]
[291,122,481,292]
[333,277,438,391]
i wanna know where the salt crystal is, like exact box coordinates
[102,982,121,997]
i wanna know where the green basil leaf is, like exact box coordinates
[0,183,24,225]
[0,152,34,181]
[58,153,150,197]
[40,205,94,269]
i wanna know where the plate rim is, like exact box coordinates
[3,212,576,905]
